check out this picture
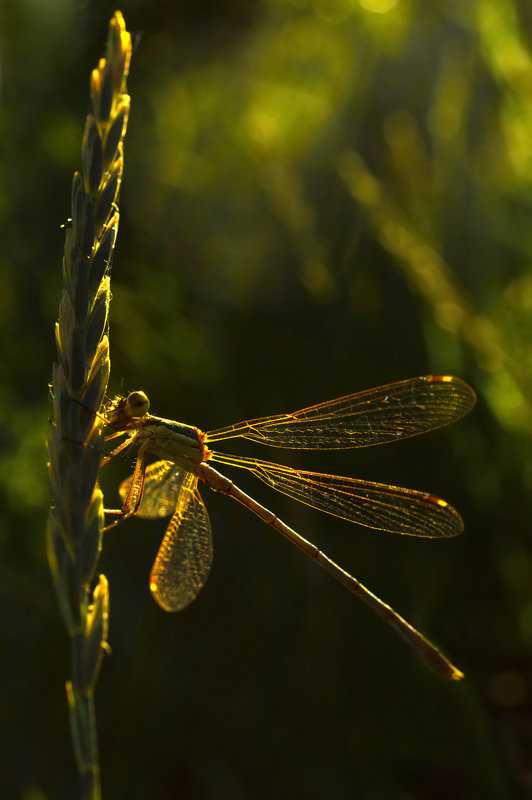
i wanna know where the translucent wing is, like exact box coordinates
[149,472,213,612]
[119,460,186,518]
[206,375,476,449]
[210,453,463,537]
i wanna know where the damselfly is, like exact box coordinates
[103,374,475,680]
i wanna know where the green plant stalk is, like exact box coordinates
[47,13,132,799]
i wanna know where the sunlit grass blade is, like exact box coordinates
[47,12,132,798]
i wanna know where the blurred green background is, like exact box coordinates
[2,0,532,797]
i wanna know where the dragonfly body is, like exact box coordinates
[103,375,476,680]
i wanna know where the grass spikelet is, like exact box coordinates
[47,12,132,798]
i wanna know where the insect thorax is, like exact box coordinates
[141,418,206,470]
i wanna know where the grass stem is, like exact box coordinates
[47,13,132,797]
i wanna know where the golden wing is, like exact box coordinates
[206,375,476,449]
[119,460,187,518]
[210,453,463,537]
[149,471,213,612]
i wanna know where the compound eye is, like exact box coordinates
[126,391,150,417]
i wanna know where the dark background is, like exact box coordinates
[2,0,532,797]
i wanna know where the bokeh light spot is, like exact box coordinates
[360,0,398,14]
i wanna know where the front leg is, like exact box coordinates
[103,443,147,531]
